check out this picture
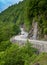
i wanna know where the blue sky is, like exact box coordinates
[0,0,23,12]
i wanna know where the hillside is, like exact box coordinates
[31,53,47,65]
[0,0,47,65]
[0,0,47,40]
[0,1,24,42]
[24,0,47,40]
[0,2,24,23]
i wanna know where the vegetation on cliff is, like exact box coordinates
[0,0,47,65]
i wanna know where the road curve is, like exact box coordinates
[10,28,47,52]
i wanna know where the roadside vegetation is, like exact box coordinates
[0,0,47,65]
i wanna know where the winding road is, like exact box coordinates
[10,28,47,52]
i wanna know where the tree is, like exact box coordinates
[13,24,21,35]
[0,42,38,65]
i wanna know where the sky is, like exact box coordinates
[0,0,23,12]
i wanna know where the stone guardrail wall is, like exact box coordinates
[10,37,47,53]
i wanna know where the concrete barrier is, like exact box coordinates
[10,36,47,52]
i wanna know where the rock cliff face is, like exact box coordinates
[10,27,47,53]
[44,35,47,40]
[28,21,38,40]
[32,22,38,40]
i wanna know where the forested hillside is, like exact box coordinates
[24,0,47,39]
[0,0,47,65]
[0,0,47,40]
[0,2,24,42]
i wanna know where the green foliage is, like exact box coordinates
[0,41,11,51]
[0,0,47,36]
[0,42,38,65]
[31,53,47,65]
[24,0,47,36]
[0,0,47,65]
[0,22,20,42]
[44,28,47,35]
[13,24,21,35]
[0,2,23,42]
